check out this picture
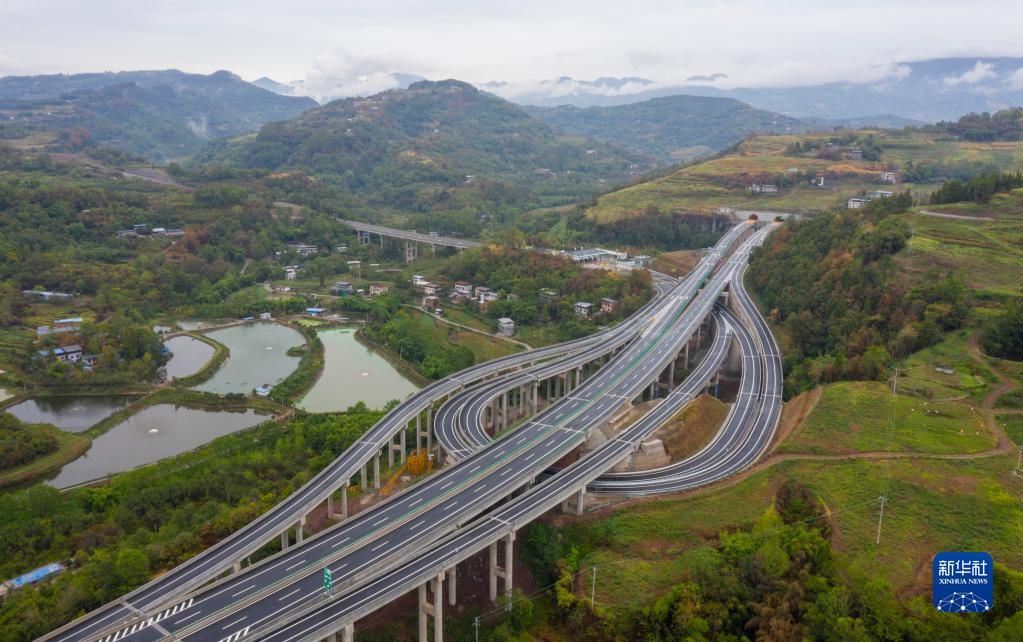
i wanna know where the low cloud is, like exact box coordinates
[943,61,996,86]
[1007,68,1023,90]
[298,49,417,102]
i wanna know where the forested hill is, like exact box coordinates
[199,79,650,217]
[0,70,317,161]
[525,95,805,161]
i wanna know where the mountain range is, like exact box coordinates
[479,57,1023,123]
[0,70,316,161]
[524,95,807,162]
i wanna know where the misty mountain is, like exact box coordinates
[525,95,807,162]
[485,57,1023,122]
[200,79,650,213]
[251,73,427,104]
[0,69,316,161]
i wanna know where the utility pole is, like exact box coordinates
[591,566,597,608]
[474,616,480,642]
[1014,445,1023,478]
[875,495,886,545]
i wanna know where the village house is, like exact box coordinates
[869,190,894,200]
[749,184,779,194]
[59,345,83,363]
[271,285,291,294]
[331,281,353,295]
[478,289,499,305]
[421,282,441,297]
[284,266,299,281]
[632,255,652,267]
[539,289,560,306]
[288,243,318,257]
[601,297,619,315]
[423,295,440,310]
[574,301,593,318]
[369,283,389,296]
[453,281,473,296]
[881,171,897,183]
[847,198,867,209]
[497,318,515,337]
[306,307,326,317]
[845,148,863,160]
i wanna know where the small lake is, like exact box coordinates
[164,335,215,380]
[46,404,270,488]
[194,323,303,395]
[4,395,140,433]
[299,329,419,413]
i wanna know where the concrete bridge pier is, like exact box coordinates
[489,532,515,607]
[373,452,381,490]
[327,485,348,520]
[447,566,457,605]
[418,572,445,642]
[405,240,418,263]
[562,487,587,515]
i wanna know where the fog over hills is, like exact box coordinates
[479,57,1023,122]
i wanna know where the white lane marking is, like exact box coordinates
[473,484,486,493]
[176,609,203,623]
[408,497,424,507]
[500,468,511,477]
[370,540,389,552]
[222,616,247,630]
[331,536,350,548]
[411,520,426,531]
[231,584,256,598]
[444,500,459,511]
[278,587,302,601]
[373,516,388,527]
[284,559,306,571]
[468,465,481,473]
[523,453,536,461]
[440,481,454,490]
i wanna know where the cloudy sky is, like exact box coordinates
[2,0,1022,95]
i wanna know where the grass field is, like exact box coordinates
[779,380,994,455]
[898,331,993,401]
[585,129,1023,222]
[581,453,1023,608]
[997,414,1023,446]
[901,190,1023,299]
[408,309,521,362]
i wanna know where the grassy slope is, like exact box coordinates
[408,309,521,362]
[585,454,1023,608]
[586,129,1023,222]
[904,189,1023,299]
[573,330,1023,609]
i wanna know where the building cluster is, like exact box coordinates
[559,248,651,272]
[35,344,99,370]
[847,190,895,209]
[36,317,81,337]
[116,223,184,238]
[748,183,779,194]
[573,297,619,320]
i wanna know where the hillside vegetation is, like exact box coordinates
[200,80,649,225]
[0,70,316,162]
[525,95,805,162]
[586,128,1023,222]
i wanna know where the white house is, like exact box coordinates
[574,301,593,318]
[497,318,515,337]
[453,281,473,296]
[847,198,867,209]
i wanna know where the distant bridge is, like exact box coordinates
[339,220,481,261]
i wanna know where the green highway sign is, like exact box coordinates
[324,567,332,592]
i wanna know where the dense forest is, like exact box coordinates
[749,193,970,395]
[0,414,58,472]
[935,108,1023,142]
